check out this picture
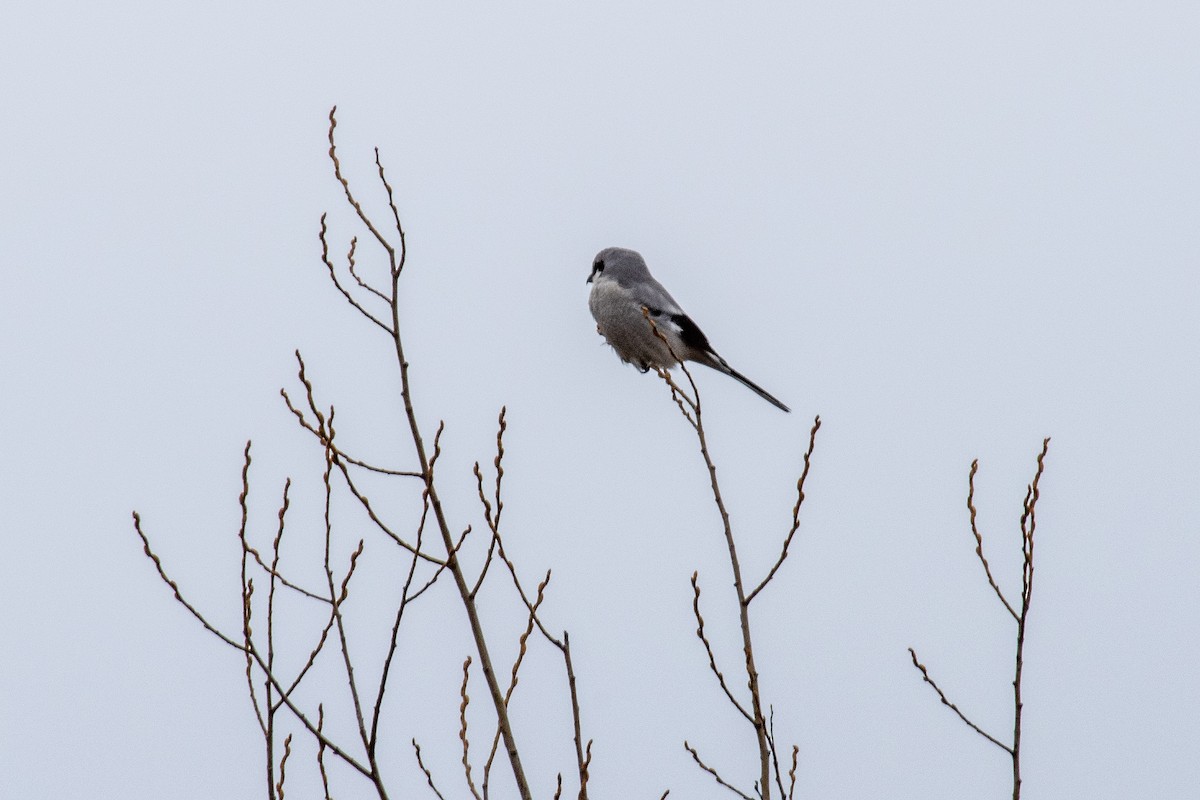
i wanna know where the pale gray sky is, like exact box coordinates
[2,2,1197,798]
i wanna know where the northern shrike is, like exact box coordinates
[587,247,790,412]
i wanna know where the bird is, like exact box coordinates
[587,247,790,412]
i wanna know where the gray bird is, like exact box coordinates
[587,247,790,412]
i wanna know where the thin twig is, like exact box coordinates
[684,741,755,800]
[413,739,448,800]
[907,648,1012,753]
[459,656,484,800]
[327,108,396,267]
[767,706,787,800]
[470,408,508,598]
[280,385,420,478]
[373,146,407,273]
[274,733,293,800]
[968,460,1019,621]
[746,416,822,605]
[317,706,333,800]
[1010,437,1050,800]
[786,746,798,800]
[484,574,549,797]
[318,212,392,333]
[132,511,244,651]
[646,315,773,797]
[346,235,391,302]
[371,487,432,751]
[691,572,753,722]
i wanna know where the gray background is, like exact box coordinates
[2,2,1197,798]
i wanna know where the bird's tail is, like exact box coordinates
[700,354,791,413]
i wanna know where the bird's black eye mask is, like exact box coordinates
[587,258,605,283]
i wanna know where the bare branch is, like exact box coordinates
[413,739,447,800]
[371,487,432,750]
[327,107,397,267]
[787,746,798,800]
[746,416,821,605]
[684,741,755,800]
[767,707,787,800]
[564,632,589,800]
[459,656,484,800]
[907,647,1012,753]
[485,574,548,795]
[276,734,293,800]
[318,212,392,333]
[132,510,244,651]
[646,319,773,796]
[1010,437,1051,800]
[247,638,373,777]
[346,235,391,303]
[280,385,420,478]
[321,440,373,762]
[967,459,1019,620]
[317,706,333,800]
[470,408,508,598]
[691,572,753,722]
[373,146,408,274]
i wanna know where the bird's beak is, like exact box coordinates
[586,274,593,284]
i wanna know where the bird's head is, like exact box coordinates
[588,247,646,284]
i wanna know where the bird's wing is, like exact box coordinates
[615,272,685,316]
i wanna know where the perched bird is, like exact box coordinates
[587,247,790,412]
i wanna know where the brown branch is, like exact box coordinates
[317,706,333,800]
[413,739,448,800]
[327,108,530,798]
[786,746,798,800]
[286,352,439,562]
[690,572,753,723]
[646,316,773,797]
[564,633,589,800]
[746,416,821,605]
[684,741,755,800]
[459,656,484,800]
[247,639,373,778]
[579,740,592,799]
[484,574,548,799]
[318,212,392,333]
[370,486,432,752]
[967,459,1019,621]
[374,146,407,272]
[470,408,508,598]
[275,734,293,800]
[1010,437,1050,800]
[280,385,420,478]
[234,442,267,746]
[327,107,397,269]
[346,235,391,303]
[132,510,244,651]
[243,535,329,603]
[279,600,338,699]
[242,578,266,735]
[484,524,591,798]
[406,523,471,604]
[322,441,373,765]
[767,706,787,800]
[907,647,1012,753]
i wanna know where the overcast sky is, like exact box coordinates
[2,2,1197,798]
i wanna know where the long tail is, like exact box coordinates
[698,354,791,413]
